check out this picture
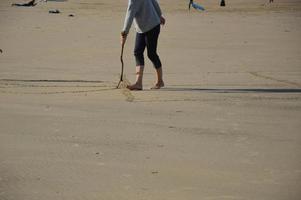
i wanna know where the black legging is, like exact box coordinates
[134,24,162,69]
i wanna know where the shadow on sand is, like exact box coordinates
[160,87,301,94]
[1,80,301,94]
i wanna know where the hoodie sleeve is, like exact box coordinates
[152,0,162,17]
[122,0,138,34]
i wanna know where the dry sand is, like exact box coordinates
[1,0,301,199]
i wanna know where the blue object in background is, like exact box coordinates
[192,2,205,11]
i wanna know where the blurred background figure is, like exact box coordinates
[220,0,226,7]
[188,0,193,11]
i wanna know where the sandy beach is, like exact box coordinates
[1,0,301,199]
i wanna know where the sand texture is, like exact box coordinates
[1,0,301,199]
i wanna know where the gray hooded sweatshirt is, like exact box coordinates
[122,0,162,34]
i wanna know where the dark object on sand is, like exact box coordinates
[188,0,205,11]
[12,0,37,7]
[116,43,125,89]
[191,2,205,11]
[49,9,60,14]
[270,0,274,3]
[68,14,74,17]
[220,0,226,7]
[0,49,2,53]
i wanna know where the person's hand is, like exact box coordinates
[160,16,166,26]
[120,31,127,46]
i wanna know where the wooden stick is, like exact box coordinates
[116,43,125,88]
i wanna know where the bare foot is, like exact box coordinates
[151,81,164,89]
[126,83,143,90]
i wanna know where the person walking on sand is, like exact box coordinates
[121,0,166,90]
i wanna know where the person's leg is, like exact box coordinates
[151,67,164,89]
[127,66,144,90]
[145,25,164,89]
[127,32,146,90]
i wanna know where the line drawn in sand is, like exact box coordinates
[0,78,136,102]
[2,71,299,102]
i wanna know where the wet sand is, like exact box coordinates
[1,0,301,199]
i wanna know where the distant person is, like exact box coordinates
[189,0,194,10]
[121,0,166,90]
[270,0,274,3]
[220,0,226,7]
[12,0,36,7]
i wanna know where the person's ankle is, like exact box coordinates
[127,82,143,90]
[151,80,164,89]
[135,81,142,87]
[156,80,164,86]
